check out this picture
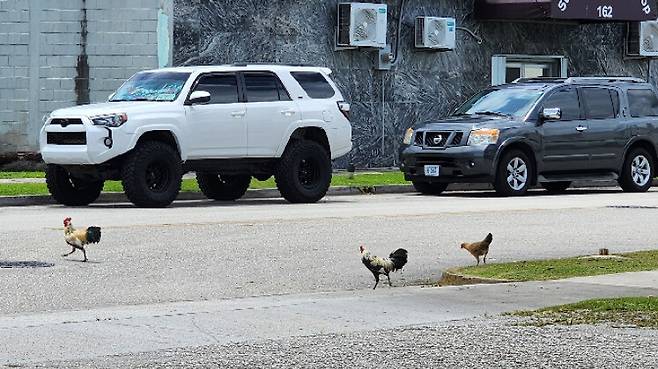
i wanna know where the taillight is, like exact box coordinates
[337,101,350,120]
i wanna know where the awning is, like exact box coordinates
[475,0,658,22]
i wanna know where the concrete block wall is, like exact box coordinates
[0,0,173,156]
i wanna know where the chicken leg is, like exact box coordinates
[62,247,76,257]
[386,273,392,287]
[372,272,380,290]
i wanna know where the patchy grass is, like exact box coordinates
[455,250,658,282]
[0,172,409,197]
[0,171,45,179]
[511,297,658,328]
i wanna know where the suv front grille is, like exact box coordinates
[50,118,83,127]
[47,132,86,145]
[415,131,465,148]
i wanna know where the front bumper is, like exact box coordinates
[40,116,132,165]
[399,144,497,183]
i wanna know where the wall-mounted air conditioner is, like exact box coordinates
[336,2,387,48]
[627,21,658,57]
[415,17,456,50]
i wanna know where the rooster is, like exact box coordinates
[360,245,408,290]
[461,233,493,266]
[62,217,101,262]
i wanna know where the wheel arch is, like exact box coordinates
[622,138,658,171]
[278,126,330,156]
[494,139,539,186]
[134,130,183,158]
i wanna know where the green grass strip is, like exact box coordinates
[511,297,658,328]
[455,250,658,282]
[0,172,409,197]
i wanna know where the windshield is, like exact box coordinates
[110,71,191,102]
[453,88,544,119]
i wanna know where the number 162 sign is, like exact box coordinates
[551,0,657,21]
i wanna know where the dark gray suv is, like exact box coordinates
[400,77,658,196]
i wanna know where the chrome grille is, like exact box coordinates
[415,130,465,148]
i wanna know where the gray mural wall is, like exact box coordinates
[174,0,658,168]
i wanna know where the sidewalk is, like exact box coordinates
[2,271,656,366]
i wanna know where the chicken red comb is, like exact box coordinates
[63,217,72,225]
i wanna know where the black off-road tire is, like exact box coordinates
[494,149,533,197]
[196,172,251,201]
[45,164,103,206]
[541,181,571,193]
[275,140,331,203]
[619,147,654,193]
[412,181,449,195]
[121,141,182,208]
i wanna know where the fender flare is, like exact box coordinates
[275,122,328,157]
[128,125,187,161]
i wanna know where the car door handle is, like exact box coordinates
[576,125,588,132]
[280,109,297,117]
[231,111,246,118]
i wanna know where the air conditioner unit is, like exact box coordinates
[336,2,387,48]
[627,21,658,57]
[415,17,456,50]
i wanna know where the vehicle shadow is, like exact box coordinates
[422,188,625,199]
[83,197,352,209]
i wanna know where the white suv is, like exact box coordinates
[40,64,352,207]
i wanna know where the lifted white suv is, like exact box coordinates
[40,64,352,207]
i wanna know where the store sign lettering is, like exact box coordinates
[552,0,656,21]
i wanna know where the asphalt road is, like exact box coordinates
[2,188,658,314]
[2,188,658,366]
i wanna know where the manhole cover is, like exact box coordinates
[0,261,55,269]
[607,205,658,209]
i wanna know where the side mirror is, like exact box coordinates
[187,90,211,105]
[540,107,562,121]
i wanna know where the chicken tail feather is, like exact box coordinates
[86,227,101,244]
[388,248,408,271]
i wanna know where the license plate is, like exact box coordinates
[424,165,440,177]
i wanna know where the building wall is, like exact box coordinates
[0,0,172,157]
[174,0,658,167]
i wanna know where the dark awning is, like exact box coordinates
[475,0,658,22]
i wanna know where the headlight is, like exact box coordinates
[91,113,128,127]
[402,128,414,145]
[467,128,500,146]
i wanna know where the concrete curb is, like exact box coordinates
[0,179,651,207]
[0,184,417,207]
[438,268,513,286]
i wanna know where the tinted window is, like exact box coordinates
[244,73,291,102]
[291,72,335,99]
[542,88,581,121]
[195,74,239,104]
[582,88,615,119]
[628,89,658,117]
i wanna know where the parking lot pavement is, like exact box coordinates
[1,189,658,366]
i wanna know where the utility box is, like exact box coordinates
[415,17,456,50]
[337,2,388,48]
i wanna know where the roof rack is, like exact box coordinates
[513,77,567,84]
[230,62,315,67]
[564,77,646,84]
[512,76,646,85]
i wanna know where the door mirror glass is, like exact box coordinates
[188,90,211,105]
[541,107,562,121]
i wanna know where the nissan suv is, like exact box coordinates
[40,64,352,207]
[400,77,658,196]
